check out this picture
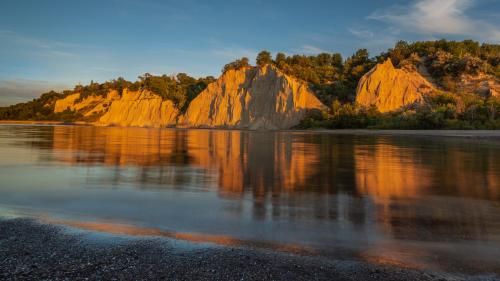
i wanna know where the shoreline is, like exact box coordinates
[294,129,500,138]
[1,120,500,138]
[0,217,497,280]
[0,120,89,126]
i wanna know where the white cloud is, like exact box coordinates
[205,37,258,60]
[210,47,257,60]
[0,30,81,59]
[0,30,71,49]
[348,28,375,39]
[0,79,69,106]
[369,0,500,42]
[294,45,328,55]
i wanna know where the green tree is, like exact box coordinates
[331,53,343,69]
[316,53,332,66]
[389,40,411,66]
[256,50,272,66]
[222,57,251,73]
[240,57,250,67]
[275,52,286,67]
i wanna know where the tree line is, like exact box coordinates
[1,39,499,128]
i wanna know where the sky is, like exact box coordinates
[0,0,499,105]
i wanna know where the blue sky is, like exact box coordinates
[0,0,499,105]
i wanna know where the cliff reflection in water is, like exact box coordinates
[20,125,498,242]
[49,126,357,195]
[48,126,499,196]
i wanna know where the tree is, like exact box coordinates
[240,57,250,67]
[256,50,272,66]
[344,49,374,83]
[316,53,332,66]
[389,40,411,66]
[275,52,286,67]
[331,53,343,69]
[222,57,251,73]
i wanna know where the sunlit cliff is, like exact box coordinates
[53,65,325,130]
[181,65,326,129]
[355,59,435,112]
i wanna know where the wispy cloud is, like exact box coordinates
[210,47,258,60]
[0,30,76,49]
[90,66,122,73]
[294,45,328,55]
[0,30,81,58]
[0,79,69,106]
[368,0,500,42]
[348,28,375,39]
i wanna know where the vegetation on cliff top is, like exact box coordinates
[287,40,500,129]
[0,73,215,121]
[1,39,499,128]
[0,91,83,122]
[296,92,500,130]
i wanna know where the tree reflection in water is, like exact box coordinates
[5,125,500,244]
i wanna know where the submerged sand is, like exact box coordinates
[0,218,498,281]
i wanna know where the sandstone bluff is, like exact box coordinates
[181,65,326,129]
[52,59,500,128]
[54,65,326,130]
[355,59,436,113]
[355,59,500,113]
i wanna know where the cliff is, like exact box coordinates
[51,65,324,129]
[355,59,436,112]
[54,91,120,117]
[96,89,179,127]
[181,65,326,129]
[458,73,500,98]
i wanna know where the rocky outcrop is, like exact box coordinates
[54,94,80,113]
[181,65,326,129]
[96,89,179,127]
[54,91,119,117]
[51,65,325,129]
[458,73,500,98]
[355,59,435,112]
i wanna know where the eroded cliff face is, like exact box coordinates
[355,59,436,112]
[458,73,500,98]
[97,89,179,127]
[54,91,120,117]
[54,94,80,113]
[51,65,325,129]
[181,65,326,129]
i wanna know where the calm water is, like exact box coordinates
[1,125,500,272]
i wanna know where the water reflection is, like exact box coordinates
[1,125,500,272]
[33,126,499,200]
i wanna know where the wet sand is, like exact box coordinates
[0,218,497,281]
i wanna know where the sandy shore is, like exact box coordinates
[0,218,497,281]
[291,129,500,138]
[0,120,88,126]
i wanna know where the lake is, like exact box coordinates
[1,124,500,273]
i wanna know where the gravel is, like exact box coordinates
[0,218,498,281]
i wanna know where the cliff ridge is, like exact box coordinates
[355,59,436,112]
[181,65,326,129]
[51,65,326,129]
